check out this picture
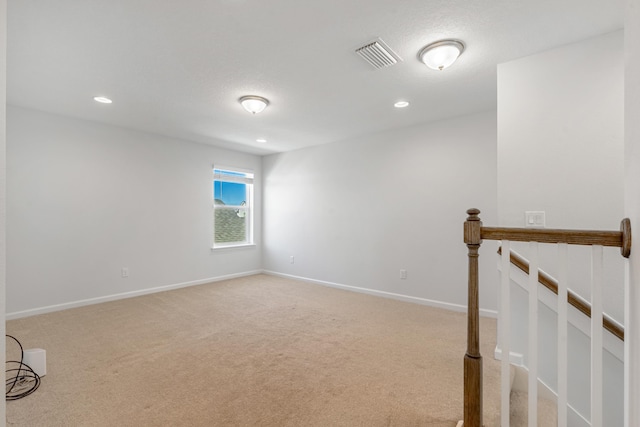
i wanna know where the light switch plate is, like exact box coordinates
[525,211,545,228]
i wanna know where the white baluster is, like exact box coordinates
[624,259,631,427]
[591,245,603,427]
[557,243,568,427]
[529,242,539,426]
[501,241,511,427]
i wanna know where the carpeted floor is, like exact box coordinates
[6,274,501,426]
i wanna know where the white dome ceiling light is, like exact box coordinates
[418,40,465,71]
[239,95,269,114]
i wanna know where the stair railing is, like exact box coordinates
[463,208,631,427]
[497,247,624,341]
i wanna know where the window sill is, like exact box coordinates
[211,243,256,252]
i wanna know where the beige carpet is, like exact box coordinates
[6,274,501,426]
[510,390,558,426]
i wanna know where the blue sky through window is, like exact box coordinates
[214,181,246,206]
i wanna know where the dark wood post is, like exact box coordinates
[621,218,632,258]
[464,208,483,427]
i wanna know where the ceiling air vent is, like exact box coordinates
[355,38,402,69]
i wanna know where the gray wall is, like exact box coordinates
[497,30,625,322]
[497,31,625,426]
[624,0,640,423]
[6,106,262,316]
[1,0,7,422]
[263,110,499,313]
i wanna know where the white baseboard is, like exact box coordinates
[262,270,498,318]
[6,270,262,320]
[494,346,524,366]
[10,268,498,321]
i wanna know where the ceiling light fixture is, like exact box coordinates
[394,101,409,108]
[239,95,269,114]
[256,138,267,143]
[93,96,112,104]
[418,39,465,71]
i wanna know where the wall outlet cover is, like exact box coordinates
[525,211,545,228]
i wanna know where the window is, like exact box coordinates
[213,166,254,248]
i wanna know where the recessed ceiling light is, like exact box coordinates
[394,101,410,108]
[256,138,267,143]
[93,96,112,104]
[418,39,465,71]
[239,95,269,114]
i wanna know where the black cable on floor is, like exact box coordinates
[6,334,41,401]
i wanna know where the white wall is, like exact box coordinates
[497,31,626,426]
[1,0,7,423]
[498,30,624,230]
[263,111,499,313]
[497,31,626,321]
[624,0,640,425]
[6,106,262,317]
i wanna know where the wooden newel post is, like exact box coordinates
[464,208,483,427]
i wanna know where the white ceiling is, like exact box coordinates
[7,0,624,155]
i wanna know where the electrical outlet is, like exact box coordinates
[290,256,295,264]
[121,267,129,278]
[400,269,407,280]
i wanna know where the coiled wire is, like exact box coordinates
[6,335,41,400]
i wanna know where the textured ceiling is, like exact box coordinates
[7,0,624,155]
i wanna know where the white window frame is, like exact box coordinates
[212,165,254,249]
